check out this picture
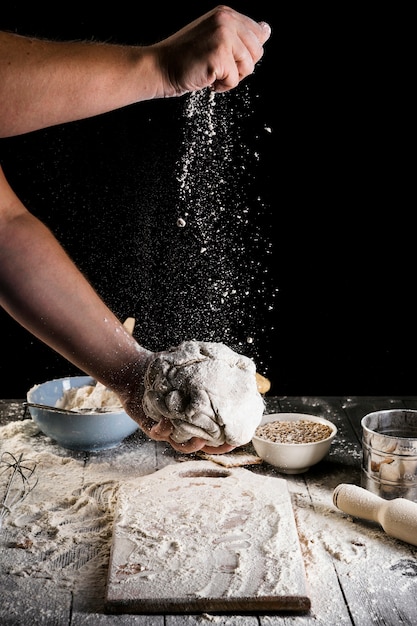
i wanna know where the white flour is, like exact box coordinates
[0,417,150,594]
[56,382,121,411]
[106,461,307,605]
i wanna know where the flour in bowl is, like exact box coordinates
[56,382,122,411]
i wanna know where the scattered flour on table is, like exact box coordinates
[283,479,417,624]
[0,419,152,593]
[289,477,417,604]
[1,419,414,607]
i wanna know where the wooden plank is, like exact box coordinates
[72,614,164,625]
[105,461,310,615]
[341,396,408,438]
[304,465,417,626]
[334,549,417,626]
[0,575,72,626]
[268,471,355,626]
[167,617,258,626]
[402,398,417,410]
[0,413,88,626]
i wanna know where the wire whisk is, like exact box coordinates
[0,451,38,530]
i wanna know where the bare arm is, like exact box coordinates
[0,32,159,137]
[0,6,270,137]
[0,167,151,389]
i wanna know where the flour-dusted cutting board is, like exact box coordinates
[105,460,311,614]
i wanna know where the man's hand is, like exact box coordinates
[154,5,271,97]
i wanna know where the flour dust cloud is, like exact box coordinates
[173,85,276,373]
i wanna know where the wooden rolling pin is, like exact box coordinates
[333,483,417,547]
[256,372,271,394]
[123,317,136,335]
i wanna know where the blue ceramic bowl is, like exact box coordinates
[27,376,138,451]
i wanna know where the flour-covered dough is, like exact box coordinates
[142,340,265,447]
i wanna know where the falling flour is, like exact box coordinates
[172,86,277,370]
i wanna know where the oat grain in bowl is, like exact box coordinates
[256,419,333,444]
[251,413,338,473]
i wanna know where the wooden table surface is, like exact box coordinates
[1,395,416,626]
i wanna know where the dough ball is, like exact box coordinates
[142,340,265,447]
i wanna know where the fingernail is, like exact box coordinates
[260,21,271,37]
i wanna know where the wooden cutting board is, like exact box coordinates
[105,460,310,614]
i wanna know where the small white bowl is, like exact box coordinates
[252,412,337,474]
[27,376,138,452]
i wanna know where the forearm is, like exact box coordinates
[0,31,161,138]
[0,7,271,138]
[0,187,151,390]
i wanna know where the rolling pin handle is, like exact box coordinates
[333,483,417,547]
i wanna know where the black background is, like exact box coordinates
[0,3,414,397]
